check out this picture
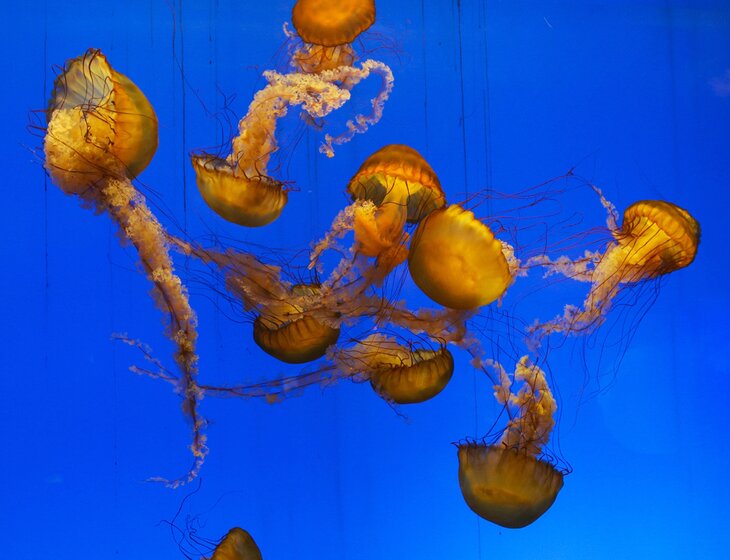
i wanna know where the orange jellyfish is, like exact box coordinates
[207,528,263,560]
[44,49,205,487]
[458,356,564,528]
[290,0,375,74]
[44,49,157,192]
[331,334,454,404]
[253,284,341,364]
[194,50,393,225]
[529,192,700,339]
[348,144,446,261]
[408,205,514,310]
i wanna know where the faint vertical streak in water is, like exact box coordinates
[456,3,482,555]
[420,0,429,154]
[479,1,492,213]
[455,0,469,196]
[42,0,48,337]
[662,0,687,487]
[178,0,189,231]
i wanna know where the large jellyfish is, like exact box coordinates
[408,205,515,310]
[44,49,205,487]
[528,190,700,340]
[458,356,564,528]
[289,0,375,74]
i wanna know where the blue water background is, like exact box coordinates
[2,1,730,558]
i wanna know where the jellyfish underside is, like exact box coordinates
[291,0,375,73]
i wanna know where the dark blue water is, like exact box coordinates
[2,1,729,558]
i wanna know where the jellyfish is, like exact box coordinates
[528,191,700,339]
[207,528,263,560]
[193,56,394,226]
[457,356,564,528]
[253,284,341,364]
[290,0,375,74]
[44,49,205,487]
[348,144,446,260]
[408,205,514,310]
[329,334,454,404]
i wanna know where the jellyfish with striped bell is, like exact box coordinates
[44,49,204,487]
[348,144,446,265]
[290,0,375,73]
[529,194,700,339]
[458,356,564,528]
[207,528,263,560]
[332,334,454,404]
[253,285,341,364]
[44,49,158,193]
[408,205,513,310]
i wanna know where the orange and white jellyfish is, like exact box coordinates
[528,191,700,339]
[408,205,515,310]
[206,528,262,560]
[44,49,205,487]
[289,0,375,74]
[458,356,564,528]
[193,55,393,226]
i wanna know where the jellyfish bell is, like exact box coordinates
[348,144,446,259]
[369,342,454,405]
[613,199,700,280]
[408,205,513,310]
[333,334,454,404]
[44,49,158,195]
[457,443,564,529]
[290,0,376,73]
[253,284,340,364]
[208,527,263,560]
[192,155,288,227]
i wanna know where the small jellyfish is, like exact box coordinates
[290,0,375,73]
[408,205,513,310]
[348,144,446,261]
[192,155,288,227]
[207,528,263,560]
[253,284,341,364]
[44,49,204,487]
[529,193,700,338]
[458,356,564,528]
[333,334,454,404]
